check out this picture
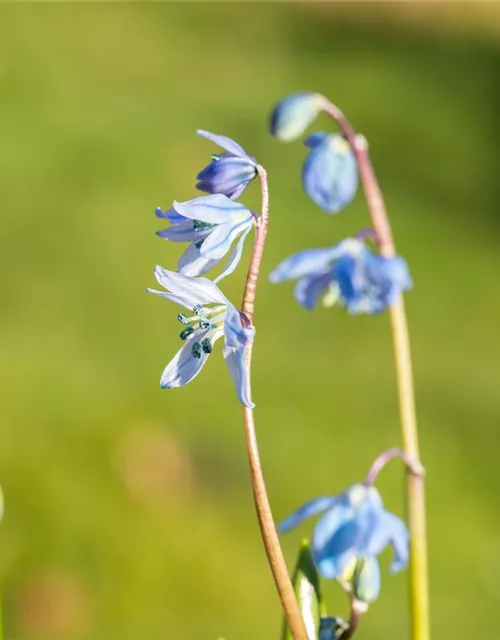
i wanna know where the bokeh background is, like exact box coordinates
[0,3,499,639]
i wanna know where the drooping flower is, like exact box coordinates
[302,132,358,213]
[270,92,324,142]
[196,130,258,200]
[147,267,255,408]
[269,237,412,314]
[279,483,409,581]
[156,193,254,283]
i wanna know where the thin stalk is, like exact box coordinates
[240,165,309,640]
[364,446,424,487]
[320,98,430,640]
[338,581,366,640]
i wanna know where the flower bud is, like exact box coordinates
[302,132,358,213]
[196,153,257,200]
[270,92,323,142]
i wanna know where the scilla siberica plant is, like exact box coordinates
[148,97,429,640]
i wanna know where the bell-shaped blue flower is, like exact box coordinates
[279,483,409,580]
[156,193,254,283]
[302,132,358,213]
[147,267,255,408]
[269,237,412,314]
[196,130,258,200]
[270,92,324,142]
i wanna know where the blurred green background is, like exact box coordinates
[0,3,499,639]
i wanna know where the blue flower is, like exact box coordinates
[269,237,412,314]
[156,193,254,283]
[302,132,358,213]
[147,267,255,408]
[196,130,258,200]
[279,483,409,580]
[270,92,324,142]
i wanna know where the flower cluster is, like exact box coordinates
[269,92,412,316]
[268,92,416,633]
[148,131,259,408]
[146,92,419,640]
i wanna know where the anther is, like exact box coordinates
[199,320,211,330]
[192,305,204,316]
[211,154,221,162]
[193,220,214,232]
[191,342,202,359]
[201,338,213,354]
[177,313,190,325]
[179,327,194,341]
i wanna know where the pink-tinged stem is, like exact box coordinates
[240,165,309,640]
[364,447,425,487]
[320,97,430,640]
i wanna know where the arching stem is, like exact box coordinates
[240,166,309,640]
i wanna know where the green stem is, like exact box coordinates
[320,97,430,640]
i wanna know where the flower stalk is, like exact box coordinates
[320,98,430,640]
[241,165,309,640]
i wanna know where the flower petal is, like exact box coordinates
[269,247,341,283]
[223,344,254,408]
[154,266,230,307]
[214,224,253,283]
[279,496,339,534]
[177,244,219,278]
[313,513,360,580]
[200,216,252,261]
[155,207,185,223]
[197,129,251,159]
[173,194,249,225]
[294,271,333,310]
[302,134,358,213]
[146,287,196,310]
[156,220,200,242]
[304,132,329,148]
[353,557,381,604]
[223,304,254,349]
[364,511,409,573]
[160,331,211,389]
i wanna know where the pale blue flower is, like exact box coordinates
[270,92,323,142]
[156,193,254,283]
[279,484,409,580]
[147,267,255,408]
[196,130,258,200]
[302,132,358,213]
[270,237,412,314]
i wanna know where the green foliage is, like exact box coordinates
[283,539,324,640]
